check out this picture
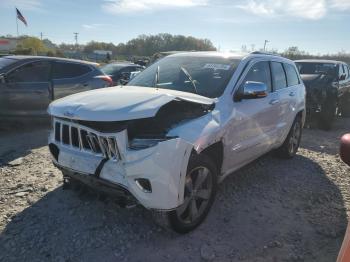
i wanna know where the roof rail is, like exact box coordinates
[250,51,280,57]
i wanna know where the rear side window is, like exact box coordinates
[343,64,349,79]
[7,61,50,82]
[53,62,91,79]
[242,61,272,92]
[284,63,300,86]
[271,62,287,91]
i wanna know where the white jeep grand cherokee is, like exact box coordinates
[48,52,305,233]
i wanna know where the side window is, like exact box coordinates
[339,64,344,78]
[7,61,50,83]
[271,62,287,91]
[242,61,272,92]
[284,63,300,86]
[53,62,91,79]
[343,64,349,79]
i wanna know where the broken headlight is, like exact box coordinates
[129,138,167,150]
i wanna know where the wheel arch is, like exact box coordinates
[195,141,224,174]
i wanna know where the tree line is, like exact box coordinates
[1,33,349,64]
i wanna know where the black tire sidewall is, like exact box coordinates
[168,153,217,234]
[278,116,302,158]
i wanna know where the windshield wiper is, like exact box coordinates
[180,66,198,94]
[154,65,160,88]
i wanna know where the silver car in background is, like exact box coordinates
[0,56,113,118]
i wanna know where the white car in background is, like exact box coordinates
[48,51,306,233]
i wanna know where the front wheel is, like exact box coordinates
[167,154,217,233]
[276,116,302,159]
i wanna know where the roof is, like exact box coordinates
[295,59,344,64]
[2,55,99,66]
[167,51,290,62]
[168,51,247,60]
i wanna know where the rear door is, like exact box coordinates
[52,61,94,99]
[270,62,294,140]
[0,60,51,117]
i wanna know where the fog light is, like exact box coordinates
[135,178,152,193]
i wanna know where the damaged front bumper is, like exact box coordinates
[48,122,193,210]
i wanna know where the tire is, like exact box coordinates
[277,116,302,159]
[167,154,217,233]
[318,103,336,130]
[341,98,350,117]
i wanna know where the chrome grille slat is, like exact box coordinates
[54,119,121,161]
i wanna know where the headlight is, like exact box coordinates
[129,138,166,150]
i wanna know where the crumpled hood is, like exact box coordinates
[48,86,214,121]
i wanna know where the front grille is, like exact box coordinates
[54,119,121,161]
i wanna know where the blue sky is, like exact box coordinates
[0,0,350,54]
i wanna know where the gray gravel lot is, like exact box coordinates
[0,118,349,262]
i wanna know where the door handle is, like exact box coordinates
[269,99,280,105]
[289,91,295,97]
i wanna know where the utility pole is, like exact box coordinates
[40,32,43,40]
[264,40,269,51]
[74,32,79,46]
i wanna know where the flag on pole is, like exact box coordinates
[16,8,27,26]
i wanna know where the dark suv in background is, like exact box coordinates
[295,60,350,129]
[0,56,113,118]
[101,62,144,85]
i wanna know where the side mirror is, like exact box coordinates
[241,81,268,99]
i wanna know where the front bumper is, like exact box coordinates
[49,130,193,210]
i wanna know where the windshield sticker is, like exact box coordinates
[203,63,231,70]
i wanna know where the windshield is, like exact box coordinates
[128,55,240,98]
[296,62,337,75]
[0,57,16,70]
[100,64,126,75]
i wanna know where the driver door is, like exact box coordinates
[222,60,280,172]
[0,61,52,117]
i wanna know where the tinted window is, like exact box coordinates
[242,61,272,92]
[7,61,50,82]
[271,62,287,90]
[53,62,91,79]
[342,64,349,79]
[296,62,337,76]
[0,58,16,69]
[284,63,299,86]
[101,64,126,75]
[128,56,240,98]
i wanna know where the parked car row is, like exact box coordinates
[0,56,113,118]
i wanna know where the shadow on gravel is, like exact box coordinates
[0,120,49,166]
[0,153,347,261]
[301,117,350,155]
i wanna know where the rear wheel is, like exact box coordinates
[277,116,302,158]
[340,97,350,117]
[318,102,336,130]
[167,154,217,233]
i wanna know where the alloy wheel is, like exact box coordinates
[176,166,213,224]
[289,121,301,154]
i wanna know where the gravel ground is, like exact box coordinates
[0,118,349,262]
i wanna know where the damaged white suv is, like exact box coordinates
[48,52,305,233]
